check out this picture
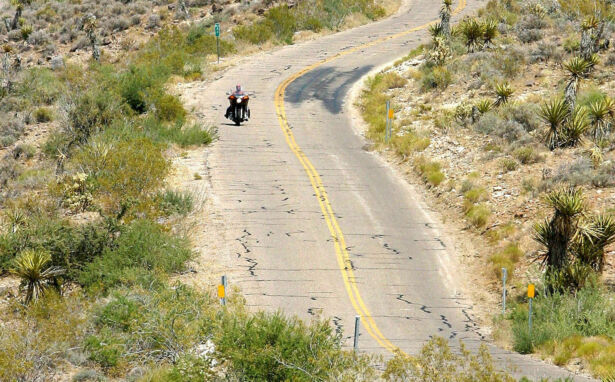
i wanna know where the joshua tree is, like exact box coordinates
[11,250,64,303]
[429,23,444,38]
[587,97,615,141]
[10,0,31,30]
[83,13,100,62]
[440,0,453,37]
[563,56,590,113]
[493,82,513,107]
[539,97,569,150]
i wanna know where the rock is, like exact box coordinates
[50,55,63,70]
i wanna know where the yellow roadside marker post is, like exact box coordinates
[528,284,535,335]
[218,275,227,306]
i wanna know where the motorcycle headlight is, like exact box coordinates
[237,98,242,103]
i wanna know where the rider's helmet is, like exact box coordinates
[236,84,242,93]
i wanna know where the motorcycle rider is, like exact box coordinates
[225,84,249,120]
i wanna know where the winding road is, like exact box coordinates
[181,1,595,380]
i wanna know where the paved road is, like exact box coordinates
[182,1,596,380]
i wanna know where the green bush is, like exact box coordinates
[155,94,186,122]
[465,204,491,228]
[65,87,121,145]
[233,23,274,45]
[78,219,192,292]
[489,242,523,280]
[34,107,53,123]
[17,67,62,105]
[421,65,453,91]
[120,66,158,114]
[156,189,193,216]
[215,310,372,381]
[513,146,541,164]
[511,285,615,354]
[415,157,445,187]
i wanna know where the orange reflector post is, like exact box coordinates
[527,284,535,299]
[217,285,225,299]
[388,109,394,119]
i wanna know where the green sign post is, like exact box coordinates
[215,23,220,64]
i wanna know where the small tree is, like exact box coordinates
[440,0,453,37]
[482,20,498,48]
[11,250,64,304]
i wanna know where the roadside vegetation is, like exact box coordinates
[358,0,615,378]
[0,0,534,380]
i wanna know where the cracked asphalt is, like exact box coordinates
[181,1,596,380]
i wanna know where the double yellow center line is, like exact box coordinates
[273,0,467,354]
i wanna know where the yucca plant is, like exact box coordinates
[460,18,484,53]
[587,97,615,141]
[440,0,453,37]
[475,99,493,114]
[429,23,444,38]
[11,250,64,303]
[494,82,513,107]
[561,106,590,147]
[539,98,569,150]
[482,20,498,47]
[574,214,615,272]
[563,57,591,112]
[534,187,587,270]
[9,0,32,30]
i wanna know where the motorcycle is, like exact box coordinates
[226,93,250,126]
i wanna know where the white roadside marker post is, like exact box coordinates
[502,268,507,314]
[353,315,360,352]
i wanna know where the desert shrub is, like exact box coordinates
[500,157,519,172]
[0,114,25,147]
[382,72,407,89]
[592,161,615,188]
[414,157,445,187]
[75,137,168,213]
[79,219,191,292]
[0,294,91,381]
[0,213,114,278]
[141,119,214,147]
[465,204,491,228]
[494,46,526,78]
[606,53,615,66]
[359,73,389,141]
[233,23,274,45]
[34,107,53,123]
[489,242,523,280]
[154,94,185,122]
[12,144,36,160]
[215,310,374,381]
[547,158,593,187]
[383,337,514,381]
[420,65,452,91]
[391,132,430,157]
[517,29,543,43]
[513,146,542,164]
[464,186,487,205]
[511,285,615,355]
[156,189,193,216]
[475,112,531,144]
[85,285,212,374]
[119,65,159,114]
[500,103,541,133]
[17,67,62,105]
[63,87,122,145]
[529,42,562,63]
